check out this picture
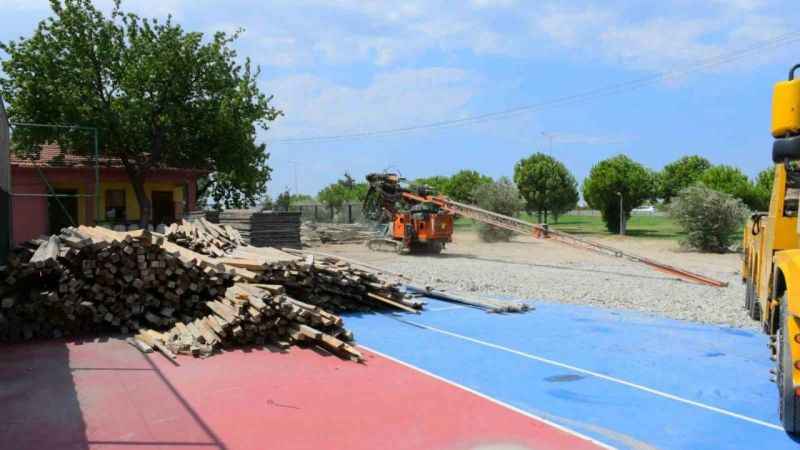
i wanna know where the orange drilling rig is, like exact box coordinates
[363,171,728,288]
[363,173,453,253]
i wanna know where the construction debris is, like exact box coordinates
[164,218,246,257]
[301,222,376,247]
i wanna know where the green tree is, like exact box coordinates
[513,153,578,223]
[412,175,450,195]
[289,193,315,204]
[317,173,368,209]
[445,170,492,203]
[670,185,748,252]
[699,165,756,209]
[472,177,525,242]
[658,155,711,203]
[752,167,775,212]
[275,189,292,211]
[0,0,281,225]
[582,154,655,234]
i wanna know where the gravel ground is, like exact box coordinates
[316,230,755,329]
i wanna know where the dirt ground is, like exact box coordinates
[316,230,753,328]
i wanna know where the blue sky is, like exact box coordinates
[1,0,798,198]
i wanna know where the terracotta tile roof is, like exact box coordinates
[10,143,206,173]
[10,143,120,168]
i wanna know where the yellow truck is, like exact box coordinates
[742,63,800,433]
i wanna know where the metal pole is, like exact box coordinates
[617,192,625,235]
[0,97,11,260]
[94,128,99,225]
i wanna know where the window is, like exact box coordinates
[105,189,126,222]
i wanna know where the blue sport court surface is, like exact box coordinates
[346,297,800,450]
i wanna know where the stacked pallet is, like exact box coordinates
[135,283,362,361]
[219,210,301,249]
[0,226,253,341]
[164,218,246,257]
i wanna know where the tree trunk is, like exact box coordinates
[129,172,151,229]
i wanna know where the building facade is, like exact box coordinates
[10,145,204,244]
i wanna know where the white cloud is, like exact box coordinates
[530,2,793,73]
[266,68,478,139]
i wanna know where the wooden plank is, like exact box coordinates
[366,292,419,314]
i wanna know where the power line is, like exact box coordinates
[270,32,800,145]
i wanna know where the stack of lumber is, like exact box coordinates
[0,226,416,362]
[134,283,362,361]
[0,226,253,341]
[255,255,424,313]
[219,210,301,249]
[164,218,246,257]
[301,222,376,246]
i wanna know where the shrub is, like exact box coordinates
[472,177,525,242]
[669,185,748,252]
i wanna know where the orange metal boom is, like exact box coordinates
[403,192,728,288]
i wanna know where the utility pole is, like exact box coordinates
[0,96,11,261]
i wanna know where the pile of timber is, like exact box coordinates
[301,222,377,247]
[218,210,301,249]
[164,218,246,257]
[0,226,415,361]
[0,226,251,341]
[219,251,425,314]
[135,283,362,361]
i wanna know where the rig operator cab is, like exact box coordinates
[742,63,800,432]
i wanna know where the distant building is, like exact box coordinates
[10,144,205,244]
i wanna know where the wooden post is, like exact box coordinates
[348,204,352,224]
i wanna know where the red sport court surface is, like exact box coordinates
[0,338,604,450]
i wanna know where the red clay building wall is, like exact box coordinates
[10,166,200,244]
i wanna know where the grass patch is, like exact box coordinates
[455,213,685,239]
[545,214,684,239]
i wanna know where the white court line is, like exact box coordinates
[396,318,784,432]
[359,345,616,450]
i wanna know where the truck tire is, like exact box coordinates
[779,294,800,433]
